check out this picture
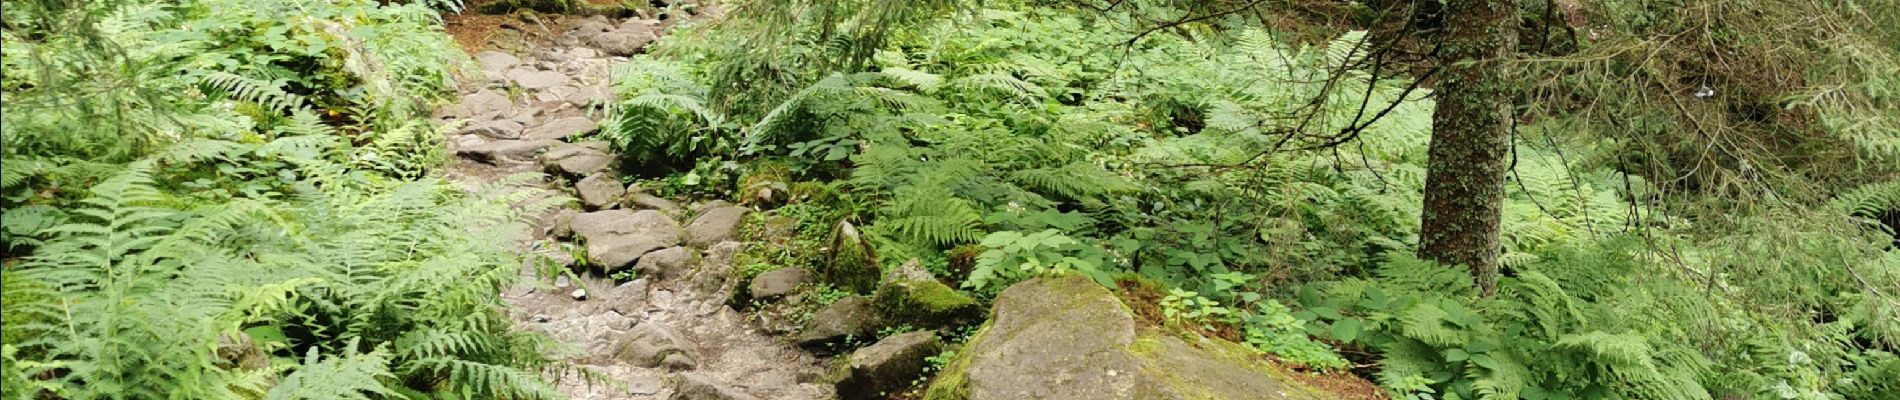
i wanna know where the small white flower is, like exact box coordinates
[1694,85,1715,98]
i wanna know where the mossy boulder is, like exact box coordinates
[922,274,1330,400]
[825,221,881,293]
[872,261,979,328]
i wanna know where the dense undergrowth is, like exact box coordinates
[1,0,567,398]
[605,0,1900,398]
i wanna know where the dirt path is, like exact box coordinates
[436,11,835,400]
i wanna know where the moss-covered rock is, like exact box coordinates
[921,274,1330,400]
[873,277,980,328]
[825,221,881,293]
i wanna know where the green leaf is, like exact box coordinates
[1308,306,1342,320]
[1331,318,1363,342]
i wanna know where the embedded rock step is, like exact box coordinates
[570,209,682,272]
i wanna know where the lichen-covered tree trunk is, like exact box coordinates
[1419,0,1517,295]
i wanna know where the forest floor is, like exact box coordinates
[438,9,834,400]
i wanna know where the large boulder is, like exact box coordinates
[685,206,750,247]
[749,267,813,300]
[923,274,1329,400]
[571,209,681,272]
[794,296,883,348]
[574,173,625,209]
[871,261,979,328]
[836,331,943,400]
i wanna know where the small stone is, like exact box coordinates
[569,288,587,301]
[555,275,572,288]
[568,47,600,58]
[748,267,813,300]
[575,173,626,210]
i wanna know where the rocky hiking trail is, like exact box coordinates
[437,10,834,400]
[434,7,1375,400]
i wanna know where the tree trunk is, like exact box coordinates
[1418,0,1517,295]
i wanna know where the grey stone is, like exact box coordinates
[619,18,661,31]
[569,288,588,301]
[661,352,697,371]
[793,296,882,348]
[460,119,524,140]
[625,375,663,395]
[685,206,749,247]
[508,68,571,90]
[675,373,760,400]
[535,49,571,63]
[568,47,600,59]
[613,323,694,368]
[571,209,681,271]
[540,142,614,177]
[474,50,521,73]
[588,28,657,56]
[457,139,558,165]
[633,246,696,280]
[567,84,615,107]
[523,116,598,141]
[922,274,1324,400]
[549,209,578,238]
[631,192,682,214]
[575,173,625,209]
[748,267,812,300]
[837,331,943,400]
[573,19,614,37]
[884,258,936,284]
[461,90,513,119]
